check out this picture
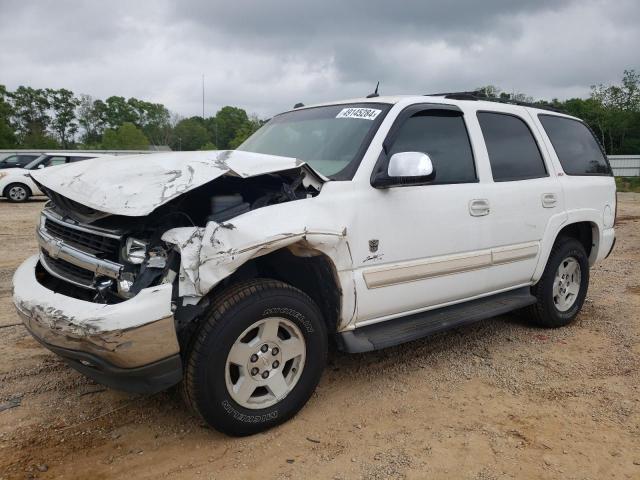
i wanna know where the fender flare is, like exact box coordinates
[532,208,602,283]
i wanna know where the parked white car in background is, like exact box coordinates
[0,152,102,202]
[13,94,616,436]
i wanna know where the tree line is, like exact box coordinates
[0,86,265,151]
[478,70,639,155]
[0,69,638,154]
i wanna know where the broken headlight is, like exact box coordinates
[124,237,148,264]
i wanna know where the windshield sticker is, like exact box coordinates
[336,108,382,120]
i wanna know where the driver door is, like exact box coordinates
[351,105,495,324]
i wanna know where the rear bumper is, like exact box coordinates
[13,255,182,393]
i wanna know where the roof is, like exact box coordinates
[293,95,417,110]
[289,94,580,121]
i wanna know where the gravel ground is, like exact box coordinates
[0,194,639,480]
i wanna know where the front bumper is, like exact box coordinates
[13,255,182,393]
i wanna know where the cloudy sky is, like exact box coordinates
[0,0,638,118]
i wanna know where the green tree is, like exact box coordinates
[171,117,209,150]
[475,85,501,98]
[102,122,149,149]
[126,98,171,145]
[0,85,16,148]
[77,95,107,145]
[199,141,218,150]
[587,69,640,154]
[228,115,264,149]
[138,102,171,146]
[10,86,51,143]
[21,127,59,148]
[47,88,79,148]
[212,106,250,149]
[103,96,137,129]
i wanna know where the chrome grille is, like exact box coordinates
[44,218,121,261]
[37,210,125,291]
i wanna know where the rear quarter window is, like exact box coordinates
[538,114,611,175]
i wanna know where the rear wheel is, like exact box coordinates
[181,279,327,436]
[527,237,589,327]
[4,183,31,203]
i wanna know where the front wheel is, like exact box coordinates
[527,237,589,327]
[4,183,31,203]
[181,279,327,436]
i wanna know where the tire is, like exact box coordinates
[527,237,589,327]
[4,183,31,203]
[181,278,328,436]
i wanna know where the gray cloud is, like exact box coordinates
[0,0,637,117]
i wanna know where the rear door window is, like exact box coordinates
[538,114,611,175]
[477,112,547,182]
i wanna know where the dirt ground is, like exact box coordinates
[0,194,639,480]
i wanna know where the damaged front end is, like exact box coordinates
[13,150,332,393]
[32,150,325,304]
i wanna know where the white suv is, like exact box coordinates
[0,152,98,202]
[13,94,616,436]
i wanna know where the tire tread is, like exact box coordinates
[181,278,321,427]
[527,236,588,328]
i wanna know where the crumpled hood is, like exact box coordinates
[31,150,326,216]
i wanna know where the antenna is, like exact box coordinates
[202,74,205,118]
[366,81,380,98]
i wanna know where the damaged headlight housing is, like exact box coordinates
[124,237,148,264]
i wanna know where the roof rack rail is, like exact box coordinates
[427,91,480,100]
[425,91,565,113]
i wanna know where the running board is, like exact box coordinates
[336,287,536,353]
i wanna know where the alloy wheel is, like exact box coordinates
[225,317,306,409]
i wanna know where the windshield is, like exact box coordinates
[238,103,390,178]
[24,155,49,170]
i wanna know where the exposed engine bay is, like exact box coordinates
[35,168,321,305]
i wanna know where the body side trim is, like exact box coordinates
[362,241,539,289]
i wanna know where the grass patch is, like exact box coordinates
[615,177,640,193]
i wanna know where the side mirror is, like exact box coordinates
[388,152,433,177]
[37,164,45,169]
[372,151,435,188]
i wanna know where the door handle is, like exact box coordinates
[542,193,557,208]
[469,199,490,217]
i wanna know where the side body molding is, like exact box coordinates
[363,241,540,289]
